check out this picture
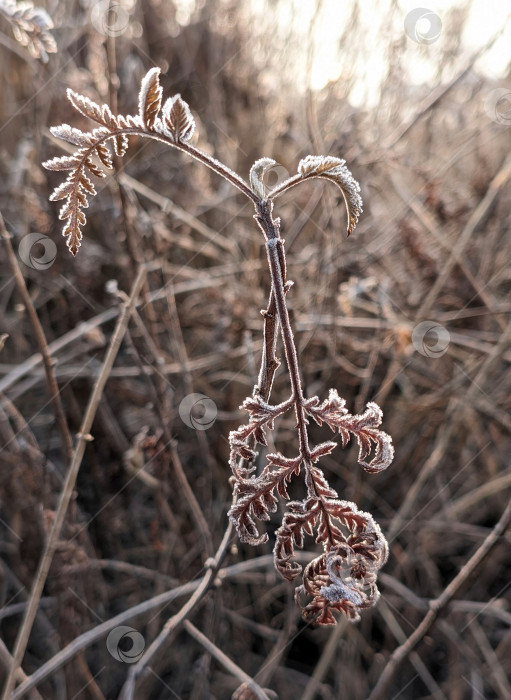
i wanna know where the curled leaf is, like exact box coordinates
[306,390,394,473]
[297,155,363,235]
[249,158,277,200]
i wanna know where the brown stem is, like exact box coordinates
[254,201,338,548]
[120,521,234,698]
[256,287,280,402]
[255,204,303,403]
[1,267,147,700]
[368,497,511,700]
[183,621,271,700]
[0,212,73,464]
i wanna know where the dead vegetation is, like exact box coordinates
[1,1,511,698]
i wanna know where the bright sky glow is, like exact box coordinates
[175,0,511,108]
[249,0,511,106]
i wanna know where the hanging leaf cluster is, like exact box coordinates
[228,389,393,624]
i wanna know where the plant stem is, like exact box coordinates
[1,267,147,700]
[255,201,311,462]
[368,497,511,700]
[255,200,336,545]
[0,213,74,465]
[183,621,270,700]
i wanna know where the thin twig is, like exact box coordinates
[183,621,271,700]
[0,211,74,463]
[0,261,265,395]
[384,25,507,150]
[417,155,511,319]
[169,441,214,557]
[377,600,447,700]
[302,617,348,700]
[0,640,43,700]
[468,619,511,697]
[2,266,147,700]
[367,497,511,700]
[120,522,234,699]
[11,554,309,699]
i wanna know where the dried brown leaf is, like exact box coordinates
[138,67,162,130]
[160,94,195,142]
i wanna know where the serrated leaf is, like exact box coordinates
[67,89,106,125]
[305,391,394,473]
[309,441,337,462]
[43,155,80,171]
[83,157,104,178]
[160,94,195,142]
[309,465,338,499]
[139,67,162,130]
[49,179,75,201]
[117,114,143,129]
[50,125,94,147]
[274,499,320,580]
[113,133,129,157]
[95,143,113,169]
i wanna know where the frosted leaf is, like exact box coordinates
[67,90,106,125]
[43,155,80,171]
[249,158,277,200]
[298,155,363,235]
[138,67,162,130]
[0,0,57,62]
[306,390,394,473]
[158,94,195,142]
[50,125,101,147]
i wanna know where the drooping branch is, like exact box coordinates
[228,195,393,624]
[43,67,394,627]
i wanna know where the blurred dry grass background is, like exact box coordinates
[1,0,511,698]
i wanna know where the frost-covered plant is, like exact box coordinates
[0,0,56,62]
[44,68,394,624]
